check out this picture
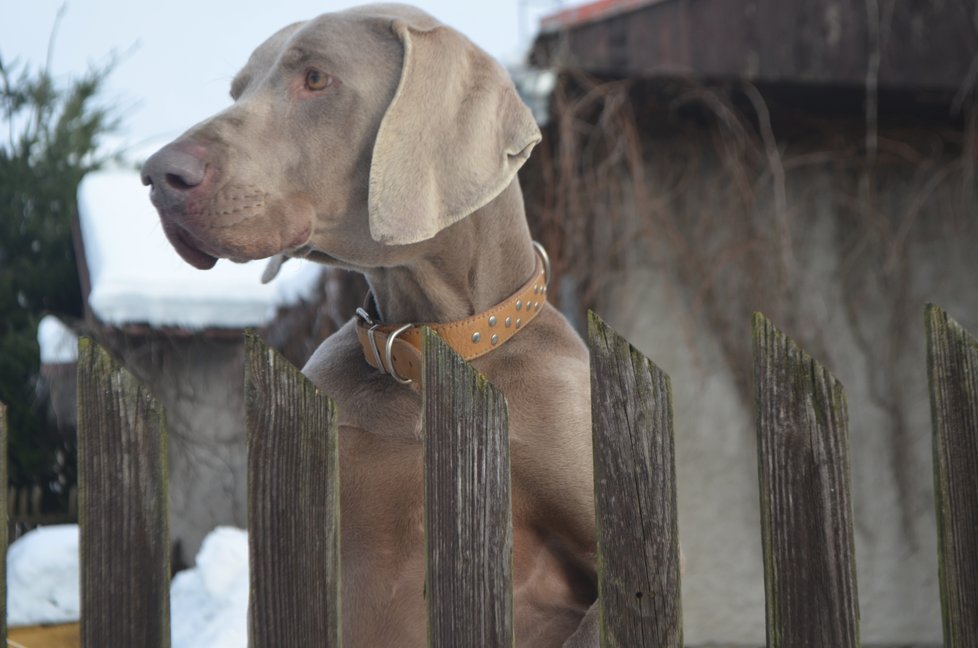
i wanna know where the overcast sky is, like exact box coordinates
[3,1,569,156]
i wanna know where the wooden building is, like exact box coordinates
[521,0,977,643]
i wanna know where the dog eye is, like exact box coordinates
[304,69,333,91]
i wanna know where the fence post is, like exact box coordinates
[925,304,978,648]
[1,402,7,647]
[422,327,513,647]
[587,311,683,647]
[245,332,341,647]
[76,338,170,648]
[752,313,859,648]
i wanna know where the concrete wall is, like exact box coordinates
[112,334,247,565]
[522,83,977,643]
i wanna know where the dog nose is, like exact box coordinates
[141,146,208,192]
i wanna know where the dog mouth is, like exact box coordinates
[164,223,219,270]
[155,194,316,271]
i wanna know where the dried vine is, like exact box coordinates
[522,73,978,541]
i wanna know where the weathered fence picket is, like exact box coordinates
[422,327,514,647]
[7,306,978,646]
[587,312,683,647]
[752,313,859,648]
[925,304,978,648]
[76,338,170,648]
[1,401,8,647]
[245,332,341,647]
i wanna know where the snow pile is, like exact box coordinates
[7,525,250,647]
[37,315,79,364]
[170,527,249,648]
[77,169,323,330]
[6,525,81,626]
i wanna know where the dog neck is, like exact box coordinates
[363,181,538,325]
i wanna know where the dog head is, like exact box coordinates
[141,4,540,272]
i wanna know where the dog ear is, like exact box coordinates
[368,19,541,245]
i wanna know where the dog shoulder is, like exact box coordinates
[477,306,596,545]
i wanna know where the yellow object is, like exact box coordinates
[8,622,80,648]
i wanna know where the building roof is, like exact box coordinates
[533,0,977,92]
[540,0,663,33]
[77,169,322,331]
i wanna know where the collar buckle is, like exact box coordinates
[357,307,414,385]
[355,307,376,327]
[532,241,551,287]
[384,323,414,385]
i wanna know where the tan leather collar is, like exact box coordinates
[355,242,550,385]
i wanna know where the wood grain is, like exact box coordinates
[76,338,170,648]
[925,304,978,648]
[245,331,341,648]
[587,311,683,648]
[752,313,859,648]
[422,327,513,648]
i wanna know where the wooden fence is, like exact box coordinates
[0,303,976,647]
[7,485,78,541]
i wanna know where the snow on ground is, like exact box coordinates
[77,169,323,330]
[170,527,249,648]
[6,525,80,626]
[7,525,249,648]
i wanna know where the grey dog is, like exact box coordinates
[142,5,599,646]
